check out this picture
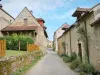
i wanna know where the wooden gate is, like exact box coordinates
[27,44,40,53]
[0,40,6,57]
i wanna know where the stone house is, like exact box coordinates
[47,40,53,48]
[72,3,100,70]
[1,7,48,54]
[57,34,65,55]
[57,3,100,70]
[0,4,14,36]
[63,24,78,56]
[53,23,69,52]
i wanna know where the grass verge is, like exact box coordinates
[6,50,26,57]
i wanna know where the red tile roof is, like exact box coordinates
[62,23,70,30]
[36,18,45,23]
[1,25,38,32]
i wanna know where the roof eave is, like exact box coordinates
[90,18,100,27]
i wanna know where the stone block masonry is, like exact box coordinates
[0,50,42,75]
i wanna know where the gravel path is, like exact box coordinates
[25,49,77,75]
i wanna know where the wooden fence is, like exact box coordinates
[27,44,40,53]
[0,40,6,57]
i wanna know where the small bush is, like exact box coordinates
[92,71,100,75]
[0,37,5,40]
[63,56,71,63]
[6,34,34,51]
[70,59,81,70]
[60,54,68,57]
[79,72,86,75]
[70,52,77,62]
[78,63,95,74]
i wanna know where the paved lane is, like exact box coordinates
[25,49,77,75]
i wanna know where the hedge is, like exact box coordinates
[0,34,34,51]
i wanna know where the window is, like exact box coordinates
[24,18,28,25]
[9,20,12,24]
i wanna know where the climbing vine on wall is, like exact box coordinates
[77,27,89,63]
[62,42,66,54]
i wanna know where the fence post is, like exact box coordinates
[18,41,20,52]
[0,40,6,57]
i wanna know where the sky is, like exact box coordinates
[1,0,100,40]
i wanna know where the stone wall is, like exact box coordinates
[0,50,42,75]
[70,26,78,54]
[64,31,71,56]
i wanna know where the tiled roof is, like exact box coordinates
[63,24,75,34]
[36,18,45,23]
[0,8,14,20]
[62,23,70,30]
[77,7,90,11]
[72,7,91,17]
[1,25,38,32]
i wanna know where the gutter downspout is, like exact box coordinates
[84,20,90,64]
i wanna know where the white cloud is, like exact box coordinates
[1,0,76,40]
[48,9,76,20]
[2,0,75,17]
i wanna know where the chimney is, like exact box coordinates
[0,4,2,9]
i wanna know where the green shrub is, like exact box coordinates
[6,34,34,51]
[78,63,95,74]
[70,59,81,70]
[60,54,68,57]
[70,52,77,62]
[63,56,71,63]
[79,72,86,75]
[0,37,5,40]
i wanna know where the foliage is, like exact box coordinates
[78,63,95,74]
[62,42,66,54]
[52,41,55,51]
[79,72,86,75]
[60,54,68,57]
[70,59,81,70]
[0,37,6,40]
[6,34,34,51]
[62,52,77,63]
[92,71,100,75]
[77,27,89,63]
[63,56,71,63]
[70,52,77,62]
[0,59,12,75]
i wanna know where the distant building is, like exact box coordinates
[47,40,53,48]
[0,4,14,36]
[53,23,69,52]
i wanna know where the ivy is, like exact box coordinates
[77,27,89,63]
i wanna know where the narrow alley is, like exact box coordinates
[25,49,77,75]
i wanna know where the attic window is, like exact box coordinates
[24,18,28,25]
[10,20,12,24]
